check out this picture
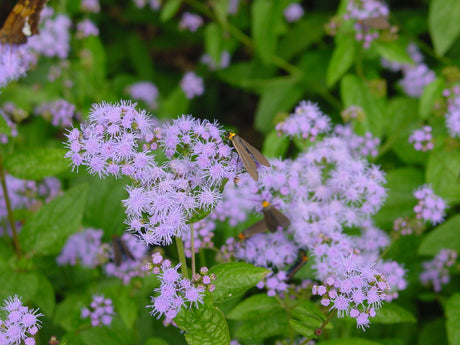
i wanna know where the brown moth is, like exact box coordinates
[0,0,49,45]
[262,200,290,233]
[359,15,390,30]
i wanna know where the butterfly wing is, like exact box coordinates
[236,135,271,167]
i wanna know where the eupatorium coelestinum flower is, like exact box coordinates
[34,99,77,128]
[126,81,159,109]
[399,64,435,98]
[201,51,231,71]
[283,3,304,23]
[179,12,204,32]
[257,271,289,297]
[276,100,331,141]
[413,185,447,225]
[0,295,43,345]
[146,253,216,321]
[334,124,380,157]
[443,88,460,139]
[81,0,100,12]
[420,249,457,292]
[76,19,100,38]
[180,72,204,99]
[408,126,434,151]
[81,295,116,327]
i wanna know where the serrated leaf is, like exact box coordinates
[174,295,230,345]
[235,311,289,340]
[205,24,223,67]
[445,294,460,345]
[375,40,413,65]
[372,303,416,324]
[4,148,69,180]
[426,149,460,204]
[262,131,290,158]
[0,113,11,136]
[429,0,460,56]
[0,270,38,303]
[19,184,89,256]
[327,34,357,87]
[160,0,182,22]
[289,319,315,337]
[419,78,445,119]
[209,263,269,303]
[418,214,460,256]
[33,272,55,317]
[227,293,282,320]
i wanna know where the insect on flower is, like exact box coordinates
[358,15,390,29]
[286,250,309,280]
[226,131,271,181]
[112,235,135,266]
[0,0,49,45]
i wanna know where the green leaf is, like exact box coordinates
[429,0,460,56]
[419,318,448,345]
[113,286,138,329]
[19,184,89,256]
[426,149,460,204]
[340,74,386,137]
[327,34,357,87]
[54,294,86,331]
[419,78,445,120]
[127,34,154,80]
[445,294,460,345]
[145,338,169,345]
[0,270,38,303]
[174,295,230,345]
[372,303,416,324]
[0,114,11,136]
[418,214,460,256]
[292,300,326,323]
[235,311,289,340]
[4,148,69,180]
[251,0,280,64]
[262,131,290,158]
[227,293,282,320]
[289,319,315,337]
[159,87,190,119]
[160,0,182,22]
[318,339,383,345]
[209,262,269,304]
[32,272,55,317]
[375,40,413,65]
[205,24,223,67]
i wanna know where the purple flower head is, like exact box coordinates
[376,260,407,301]
[182,218,216,258]
[180,72,204,99]
[334,124,380,157]
[126,81,159,109]
[35,99,76,127]
[76,19,99,38]
[420,249,457,292]
[57,228,106,268]
[408,126,434,151]
[200,51,231,71]
[132,0,161,10]
[228,0,240,15]
[81,294,116,327]
[413,185,447,225]
[0,44,32,88]
[399,64,436,98]
[257,271,289,297]
[81,0,100,13]
[276,100,331,141]
[179,12,204,32]
[0,295,43,344]
[284,3,304,23]
[104,233,149,284]
[445,93,460,139]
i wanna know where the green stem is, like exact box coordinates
[190,222,196,276]
[0,150,22,258]
[299,309,337,345]
[175,237,189,279]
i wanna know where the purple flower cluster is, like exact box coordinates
[179,12,204,32]
[146,253,216,321]
[283,3,304,23]
[35,99,76,127]
[201,51,231,71]
[276,100,331,141]
[105,233,149,284]
[344,0,391,48]
[57,228,106,268]
[126,81,159,109]
[413,185,447,225]
[257,271,289,297]
[392,216,423,236]
[0,44,32,88]
[0,295,43,345]
[81,295,116,327]
[76,19,100,38]
[408,125,434,151]
[209,182,253,226]
[181,218,216,258]
[399,64,436,98]
[81,0,100,13]
[132,0,161,10]
[180,72,204,99]
[334,124,380,157]
[313,257,389,329]
[420,249,457,292]
[443,87,460,138]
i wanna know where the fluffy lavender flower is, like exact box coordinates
[81,295,116,327]
[313,256,389,330]
[445,94,460,138]
[284,3,304,23]
[126,81,159,109]
[182,218,216,258]
[0,44,31,88]
[408,126,434,151]
[179,12,203,32]
[399,64,435,98]
[132,0,161,10]
[57,228,106,268]
[413,185,447,225]
[200,51,231,71]
[210,182,253,226]
[334,124,380,157]
[76,19,99,38]
[0,295,43,345]
[180,72,204,99]
[228,0,240,15]
[35,99,76,127]
[235,232,298,269]
[276,100,331,141]
[105,233,149,284]
[420,249,457,292]
[257,271,289,297]
[377,261,407,301]
[81,0,100,12]
[146,253,215,321]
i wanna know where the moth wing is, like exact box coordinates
[263,205,290,232]
[286,252,308,280]
[362,15,389,29]
[237,135,271,167]
[112,237,122,266]
[232,136,259,181]
[119,237,135,261]
[239,219,267,240]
